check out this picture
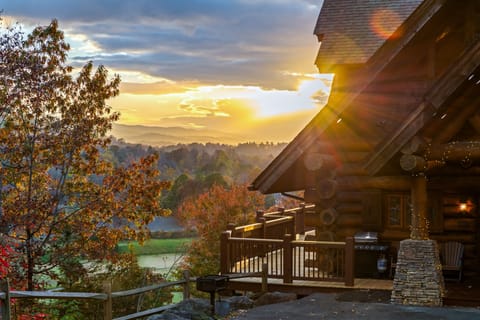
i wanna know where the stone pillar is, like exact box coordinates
[391,239,444,306]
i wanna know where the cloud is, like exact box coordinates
[110,74,331,135]
[2,0,323,89]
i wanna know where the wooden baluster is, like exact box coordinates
[283,234,293,283]
[344,237,355,286]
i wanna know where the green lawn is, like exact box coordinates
[116,238,194,255]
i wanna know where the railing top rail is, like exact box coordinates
[222,272,262,279]
[233,222,263,232]
[264,216,293,226]
[0,278,193,301]
[111,279,188,298]
[228,237,283,244]
[294,240,346,246]
[3,291,108,300]
[293,240,346,248]
[263,204,314,217]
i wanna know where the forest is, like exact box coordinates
[107,139,287,214]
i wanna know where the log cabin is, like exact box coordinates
[246,0,480,304]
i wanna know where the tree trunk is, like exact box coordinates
[26,230,34,291]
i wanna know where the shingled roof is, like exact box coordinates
[314,0,423,71]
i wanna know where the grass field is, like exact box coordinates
[116,238,194,255]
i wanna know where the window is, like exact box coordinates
[385,193,411,230]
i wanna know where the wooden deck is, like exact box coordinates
[228,277,392,296]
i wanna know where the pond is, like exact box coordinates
[136,252,185,277]
[136,253,187,303]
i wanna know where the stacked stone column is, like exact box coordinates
[391,239,444,306]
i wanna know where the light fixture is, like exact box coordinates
[459,202,468,212]
[458,198,473,214]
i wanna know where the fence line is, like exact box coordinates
[0,270,192,320]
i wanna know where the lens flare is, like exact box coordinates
[370,9,401,40]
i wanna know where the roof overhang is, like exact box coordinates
[250,0,447,194]
[364,40,480,175]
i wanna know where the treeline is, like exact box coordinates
[105,139,286,211]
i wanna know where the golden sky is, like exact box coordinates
[3,0,331,144]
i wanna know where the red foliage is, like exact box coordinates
[0,245,12,279]
[177,183,265,275]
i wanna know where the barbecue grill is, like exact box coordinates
[354,232,389,278]
[196,275,229,315]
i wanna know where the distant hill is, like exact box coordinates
[111,124,253,146]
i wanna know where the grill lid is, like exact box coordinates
[354,232,378,243]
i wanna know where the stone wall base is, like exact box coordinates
[391,239,444,306]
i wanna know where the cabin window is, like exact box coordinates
[385,193,411,230]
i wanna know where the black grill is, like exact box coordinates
[196,275,229,314]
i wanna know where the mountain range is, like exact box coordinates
[110,124,255,146]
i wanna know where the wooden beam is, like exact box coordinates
[400,136,429,155]
[337,176,411,191]
[425,141,480,161]
[399,154,445,172]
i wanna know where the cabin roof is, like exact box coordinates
[314,0,423,71]
[250,0,448,194]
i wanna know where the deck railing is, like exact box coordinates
[220,205,354,286]
[220,232,354,286]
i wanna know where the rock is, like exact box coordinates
[253,291,297,307]
[147,313,187,320]
[225,295,255,310]
[146,298,214,320]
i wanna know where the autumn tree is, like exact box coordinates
[0,20,170,290]
[177,183,265,276]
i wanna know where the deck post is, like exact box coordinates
[182,270,190,300]
[259,217,267,238]
[103,281,112,320]
[1,279,11,320]
[345,237,355,286]
[256,210,265,222]
[283,234,293,284]
[220,231,231,274]
[290,215,296,237]
[296,203,306,236]
[261,263,268,293]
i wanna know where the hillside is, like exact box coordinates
[111,124,254,147]
[105,140,287,220]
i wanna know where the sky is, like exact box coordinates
[1,0,330,144]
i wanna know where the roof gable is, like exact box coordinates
[251,0,446,194]
[365,40,480,174]
[314,0,424,71]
